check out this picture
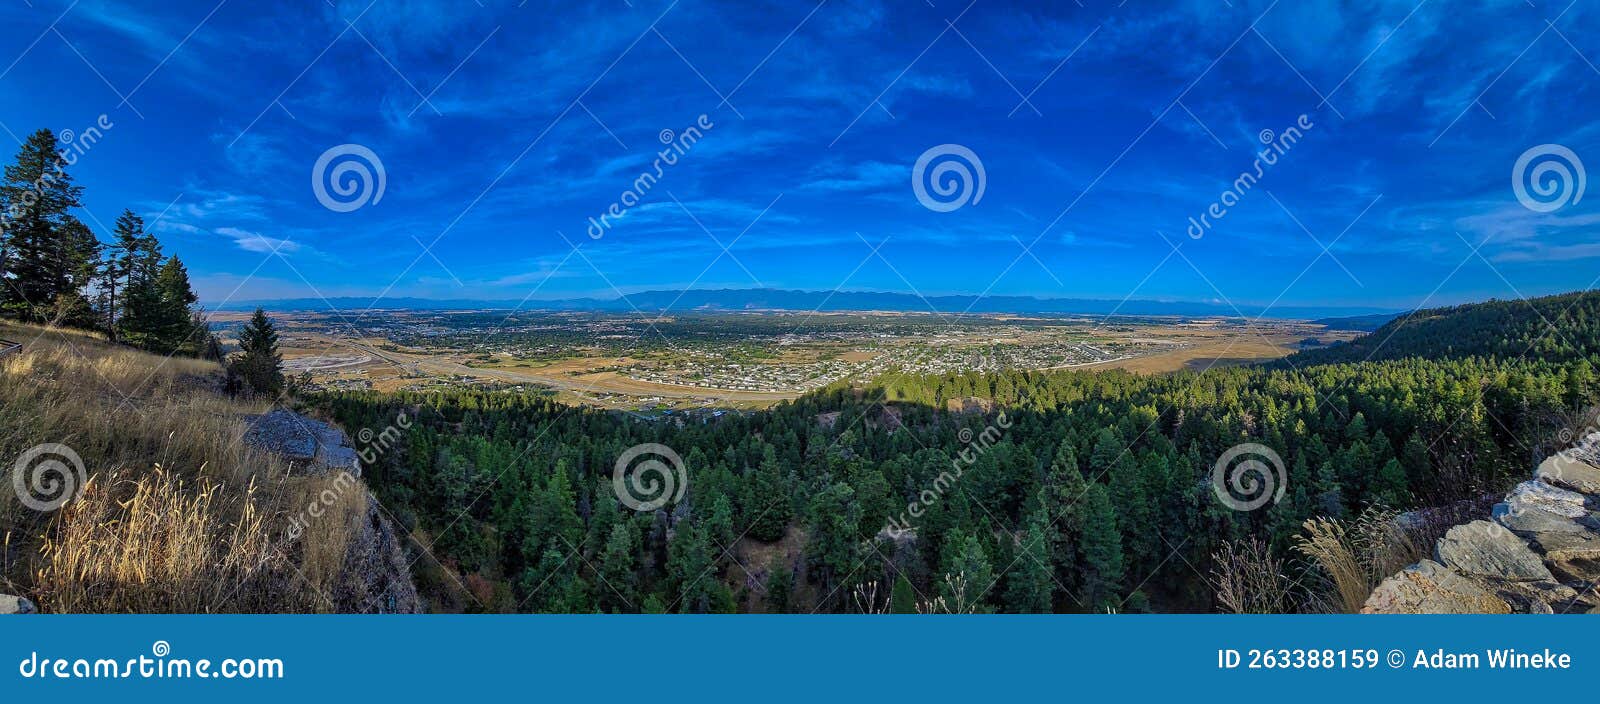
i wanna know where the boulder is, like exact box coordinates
[0,594,36,614]
[1504,480,1590,519]
[1436,521,1553,581]
[1537,454,1600,496]
[1362,560,1510,614]
[1526,530,1600,583]
[1482,579,1600,614]
[330,496,421,614]
[244,409,361,477]
[1493,501,1593,534]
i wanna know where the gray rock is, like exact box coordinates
[1362,559,1511,614]
[1493,501,1593,534]
[1505,480,1590,519]
[1537,454,1600,496]
[1481,578,1600,614]
[1436,521,1553,581]
[0,594,36,614]
[331,496,420,614]
[1526,530,1600,583]
[245,409,361,477]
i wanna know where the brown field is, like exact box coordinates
[1093,326,1346,374]
[247,311,1355,409]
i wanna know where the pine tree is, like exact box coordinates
[766,559,793,614]
[49,217,99,327]
[155,255,200,351]
[666,523,715,613]
[117,235,165,349]
[937,530,994,613]
[232,307,284,396]
[743,446,792,542]
[0,129,84,320]
[597,523,637,613]
[890,573,917,614]
[1042,441,1087,588]
[1368,458,1410,508]
[97,209,145,338]
[804,482,861,607]
[1005,511,1055,613]
[1078,484,1124,611]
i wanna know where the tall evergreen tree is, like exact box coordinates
[1005,511,1055,613]
[116,234,166,348]
[1,129,85,320]
[1078,484,1125,611]
[154,255,202,353]
[96,209,146,339]
[48,217,99,327]
[937,530,995,614]
[597,523,637,613]
[889,573,917,614]
[232,307,284,396]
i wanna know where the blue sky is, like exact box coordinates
[1,0,1597,313]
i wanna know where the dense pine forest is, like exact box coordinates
[1282,292,1600,366]
[314,291,1600,613]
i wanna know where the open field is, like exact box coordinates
[218,309,1357,410]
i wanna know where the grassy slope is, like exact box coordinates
[0,321,368,612]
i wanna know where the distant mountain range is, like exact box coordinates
[220,288,1400,320]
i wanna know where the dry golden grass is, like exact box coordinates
[1293,507,1433,614]
[0,320,367,612]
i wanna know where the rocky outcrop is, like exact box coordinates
[1364,435,1600,614]
[246,409,419,613]
[332,496,421,614]
[245,408,361,477]
[0,594,36,614]
[1362,560,1512,614]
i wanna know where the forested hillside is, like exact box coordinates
[315,292,1600,613]
[1285,291,1600,366]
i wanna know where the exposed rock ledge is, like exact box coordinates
[1364,439,1600,614]
[246,408,420,613]
[334,496,422,614]
[244,408,361,477]
[0,594,36,614]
